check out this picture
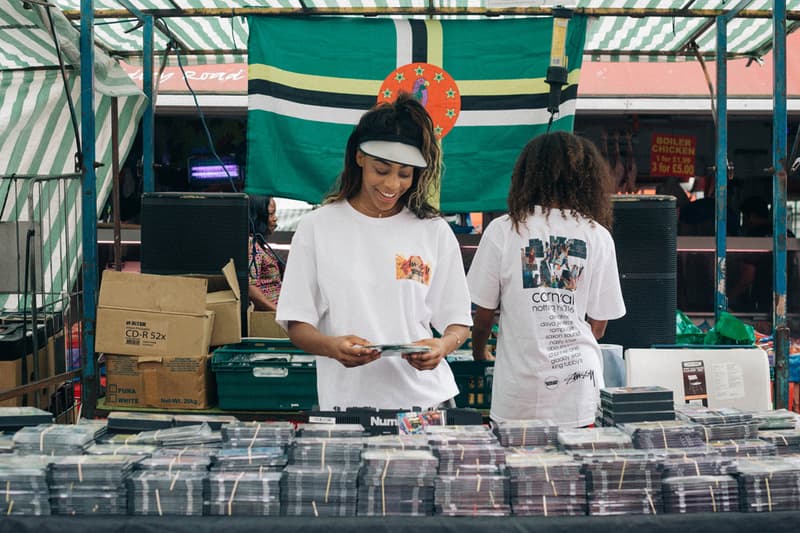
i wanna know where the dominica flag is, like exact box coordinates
[246,15,587,212]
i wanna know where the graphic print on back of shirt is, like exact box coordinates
[521,237,587,290]
[522,236,593,385]
[396,254,431,285]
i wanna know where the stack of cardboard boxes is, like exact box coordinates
[96,260,242,410]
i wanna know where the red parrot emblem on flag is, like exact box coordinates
[378,62,461,139]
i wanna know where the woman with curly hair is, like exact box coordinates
[276,93,472,411]
[467,131,625,427]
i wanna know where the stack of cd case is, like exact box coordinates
[221,421,295,450]
[13,424,98,455]
[676,406,760,441]
[0,455,51,515]
[48,455,138,514]
[705,438,777,458]
[282,436,364,516]
[362,434,431,452]
[657,447,737,478]
[128,454,210,515]
[751,409,800,430]
[206,471,283,516]
[600,386,675,426]
[737,457,800,512]
[358,449,438,516]
[106,411,174,433]
[557,427,633,452]
[297,423,366,438]
[505,450,586,516]
[662,475,740,513]
[578,449,663,515]
[0,407,53,432]
[756,428,800,455]
[130,422,222,449]
[211,446,287,472]
[492,419,558,448]
[619,420,706,449]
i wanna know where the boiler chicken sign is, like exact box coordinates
[650,133,697,178]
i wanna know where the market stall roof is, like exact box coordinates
[5,0,799,69]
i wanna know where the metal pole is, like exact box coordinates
[714,15,728,321]
[142,16,155,193]
[772,0,790,410]
[80,0,97,419]
[111,97,122,271]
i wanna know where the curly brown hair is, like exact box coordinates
[507,131,615,232]
[324,93,442,219]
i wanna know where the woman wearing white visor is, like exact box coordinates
[276,93,472,411]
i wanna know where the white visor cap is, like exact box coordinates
[359,140,428,168]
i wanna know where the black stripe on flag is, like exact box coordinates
[409,20,428,64]
[249,79,376,110]
[250,80,579,112]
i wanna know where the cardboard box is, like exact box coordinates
[203,259,242,347]
[105,354,215,409]
[96,270,214,357]
[249,310,289,338]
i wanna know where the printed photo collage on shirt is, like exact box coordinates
[521,236,587,290]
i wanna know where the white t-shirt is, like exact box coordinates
[467,208,625,427]
[276,200,473,411]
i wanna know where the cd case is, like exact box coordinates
[366,344,431,356]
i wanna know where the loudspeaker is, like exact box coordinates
[140,192,249,335]
[602,195,677,351]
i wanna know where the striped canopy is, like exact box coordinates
[0,0,146,311]
[40,0,800,65]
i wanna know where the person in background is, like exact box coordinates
[276,93,472,411]
[248,195,283,311]
[467,132,626,427]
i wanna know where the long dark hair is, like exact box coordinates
[507,131,614,232]
[324,93,442,219]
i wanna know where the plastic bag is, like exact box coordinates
[675,310,706,344]
[703,311,756,346]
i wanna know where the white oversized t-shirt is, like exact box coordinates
[467,209,625,427]
[276,200,472,411]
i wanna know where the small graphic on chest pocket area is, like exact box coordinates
[396,254,431,286]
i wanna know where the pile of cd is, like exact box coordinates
[127,454,210,515]
[358,449,438,516]
[505,450,586,516]
[211,446,287,472]
[297,423,365,438]
[0,455,51,515]
[620,420,706,449]
[662,475,740,513]
[282,435,364,517]
[362,434,431,452]
[85,442,159,457]
[129,422,222,450]
[751,409,800,430]
[429,427,509,516]
[0,433,13,454]
[221,421,295,450]
[49,455,137,514]
[657,447,737,478]
[206,471,283,516]
[173,414,239,430]
[737,457,800,512]
[0,407,53,432]
[599,386,674,426]
[492,419,558,447]
[106,412,174,433]
[578,449,663,515]
[676,407,759,441]
[557,427,633,452]
[756,428,800,455]
[13,424,98,455]
[706,439,777,458]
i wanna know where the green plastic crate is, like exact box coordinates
[211,339,318,410]
[449,360,494,409]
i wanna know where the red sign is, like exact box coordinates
[649,133,697,178]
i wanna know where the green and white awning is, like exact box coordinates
[45,0,800,65]
[0,0,146,312]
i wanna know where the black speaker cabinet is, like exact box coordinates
[602,195,677,350]
[141,192,249,335]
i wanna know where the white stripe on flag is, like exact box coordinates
[249,94,363,125]
[394,19,413,68]
[452,100,577,127]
